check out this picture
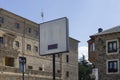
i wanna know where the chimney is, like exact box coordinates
[98,28,103,33]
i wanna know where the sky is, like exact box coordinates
[1,0,120,60]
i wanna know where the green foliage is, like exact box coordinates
[78,55,93,80]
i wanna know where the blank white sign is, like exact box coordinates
[39,17,69,56]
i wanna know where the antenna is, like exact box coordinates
[41,9,44,22]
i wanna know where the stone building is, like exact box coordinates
[0,8,79,80]
[88,27,120,80]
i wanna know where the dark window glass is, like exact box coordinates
[66,71,69,77]
[108,61,118,73]
[28,66,33,70]
[0,37,3,44]
[0,17,4,23]
[39,67,43,71]
[66,55,69,63]
[15,23,20,29]
[57,70,61,73]
[108,41,117,53]
[28,28,31,33]
[27,44,31,50]
[5,57,14,67]
[15,41,19,48]
[34,46,38,52]
[89,43,95,52]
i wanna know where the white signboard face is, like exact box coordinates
[39,17,69,56]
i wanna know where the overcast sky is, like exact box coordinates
[1,0,120,59]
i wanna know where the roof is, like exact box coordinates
[91,25,120,37]
[70,37,80,42]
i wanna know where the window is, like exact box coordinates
[15,23,20,29]
[39,67,43,71]
[108,41,117,53]
[28,28,31,33]
[27,44,31,51]
[106,39,118,54]
[57,70,61,73]
[34,46,38,52]
[66,55,69,63]
[0,17,4,24]
[15,41,19,48]
[28,66,33,70]
[107,60,119,74]
[0,37,3,44]
[66,71,69,77]
[89,42,95,52]
[5,57,14,67]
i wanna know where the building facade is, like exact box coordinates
[88,27,120,80]
[0,8,79,80]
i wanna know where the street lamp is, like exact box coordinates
[19,57,26,80]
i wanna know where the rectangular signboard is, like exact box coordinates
[19,57,26,72]
[39,17,69,56]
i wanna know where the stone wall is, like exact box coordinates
[61,38,79,80]
[94,33,120,80]
[0,8,79,80]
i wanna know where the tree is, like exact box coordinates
[78,55,93,80]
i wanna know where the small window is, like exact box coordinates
[5,57,14,67]
[108,41,117,53]
[34,46,38,52]
[15,41,19,48]
[107,60,119,73]
[15,23,20,29]
[0,37,3,44]
[107,39,118,54]
[28,66,33,70]
[57,70,61,73]
[39,67,43,71]
[66,71,69,77]
[66,55,69,63]
[27,44,31,51]
[0,17,4,24]
[28,28,31,33]
[89,42,95,52]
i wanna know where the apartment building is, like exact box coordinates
[88,27,120,80]
[0,8,79,80]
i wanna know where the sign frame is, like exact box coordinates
[39,17,69,56]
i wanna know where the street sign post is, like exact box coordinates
[39,17,69,80]
[19,57,26,80]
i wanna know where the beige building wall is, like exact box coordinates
[0,8,79,80]
[61,38,78,80]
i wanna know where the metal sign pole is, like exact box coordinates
[19,57,26,80]
[22,62,24,80]
[53,54,56,80]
